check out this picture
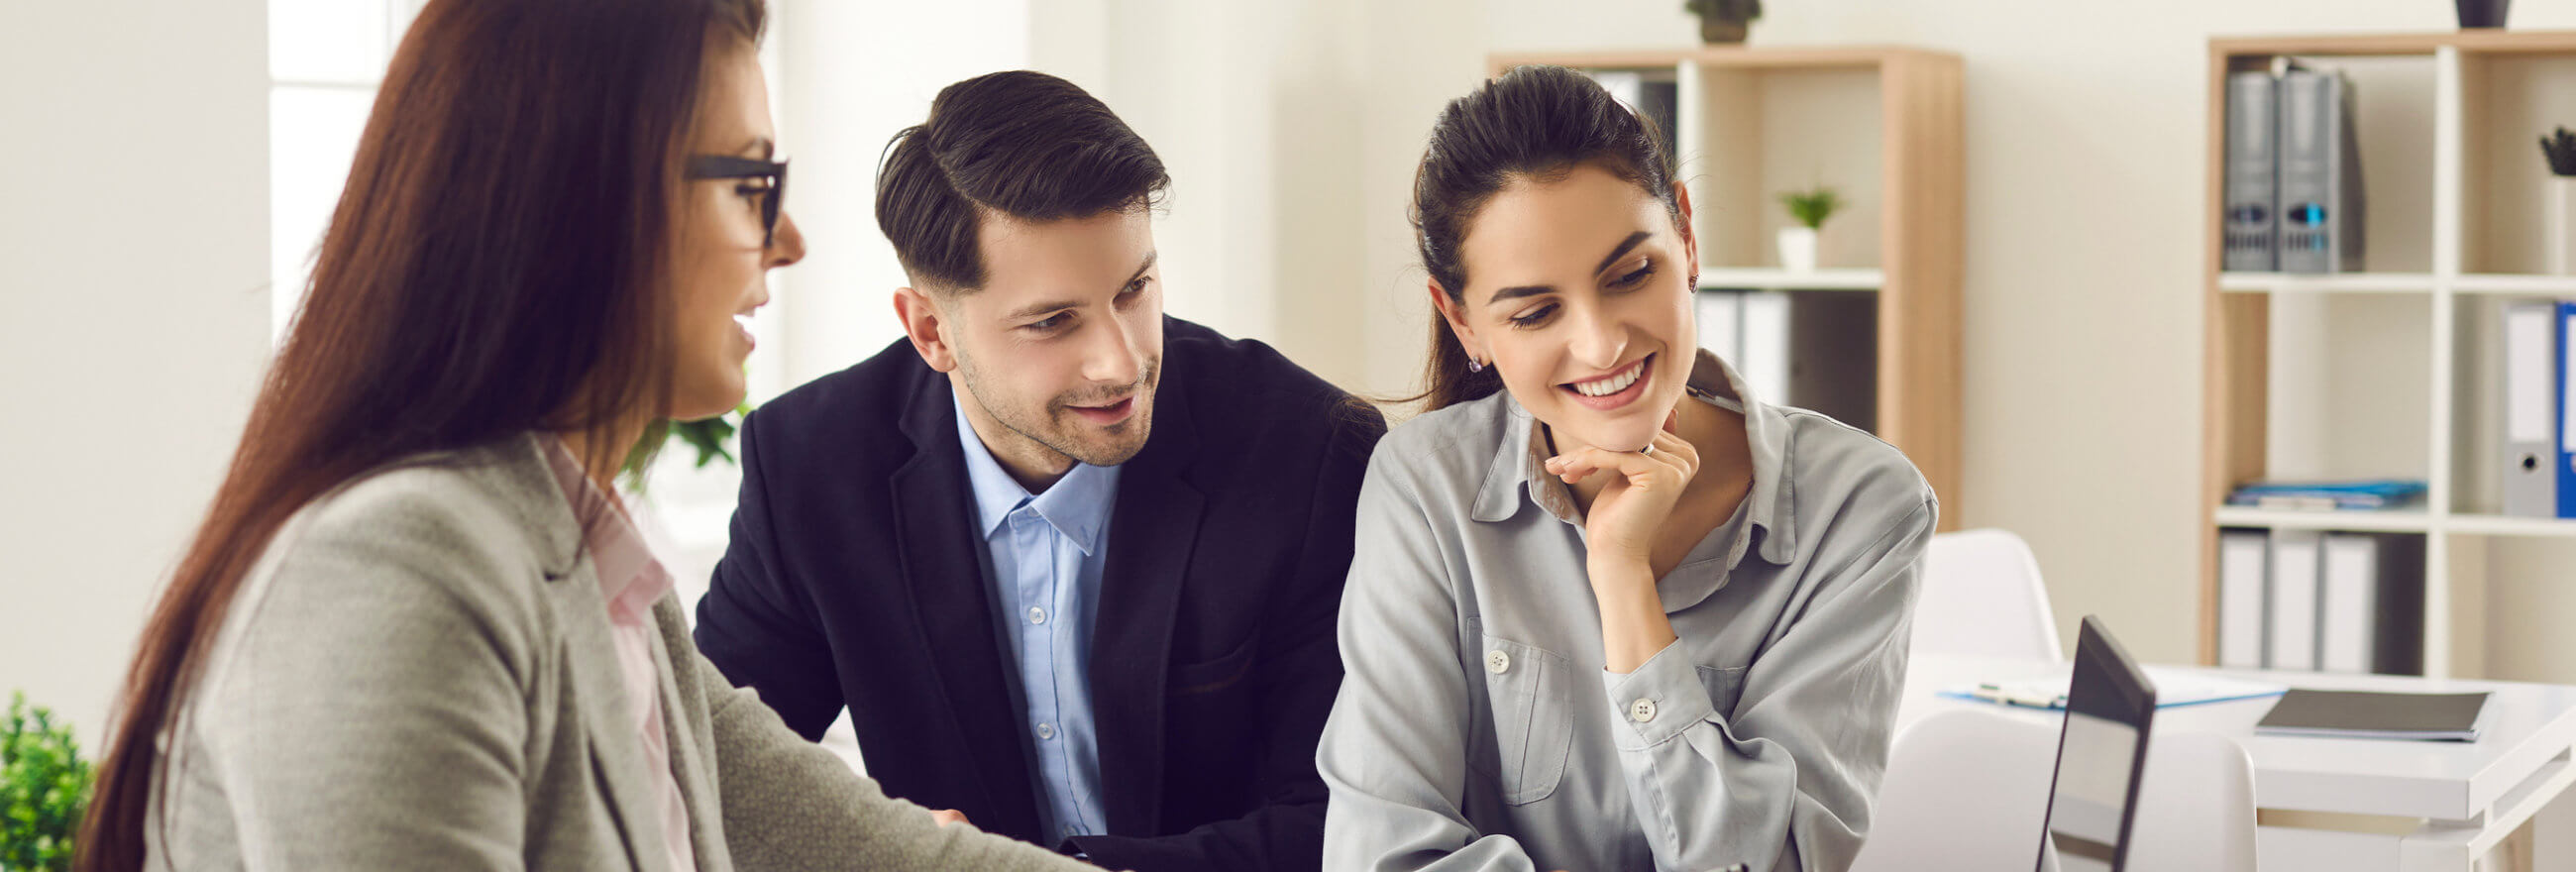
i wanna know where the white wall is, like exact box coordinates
[766,0,1034,393]
[0,0,272,742]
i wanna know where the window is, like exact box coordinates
[267,0,420,340]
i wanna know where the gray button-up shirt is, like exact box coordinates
[1318,351,1934,872]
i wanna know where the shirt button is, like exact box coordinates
[1486,649,1511,674]
[1629,698,1659,723]
[1035,721,1055,740]
[1028,606,1047,625]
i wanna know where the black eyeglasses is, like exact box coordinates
[687,155,789,248]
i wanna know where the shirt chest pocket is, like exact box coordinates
[1697,663,1750,719]
[1474,634,1573,806]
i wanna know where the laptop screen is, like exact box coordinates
[2038,616,2157,872]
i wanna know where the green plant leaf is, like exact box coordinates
[1777,185,1844,230]
[2,692,92,871]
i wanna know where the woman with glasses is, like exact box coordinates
[1316,65,1935,872]
[77,1,1089,870]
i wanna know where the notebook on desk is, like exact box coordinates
[2255,689,2491,741]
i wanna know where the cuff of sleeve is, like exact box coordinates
[1603,640,1718,749]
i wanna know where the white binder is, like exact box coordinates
[2267,529,2323,671]
[2504,301,2558,517]
[2218,529,2270,669]
[2318,533,2379,674]
[1695,289,1743,368]
[1739,291,1790,405]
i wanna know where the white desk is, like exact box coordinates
[1901,654,2576,871]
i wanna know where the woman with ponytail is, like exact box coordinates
[1317,65,1935,872]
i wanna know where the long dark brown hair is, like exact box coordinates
[77,0,764,867]
[1406,64,1681,411]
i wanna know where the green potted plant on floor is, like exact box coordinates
[3,693,94,872]
[1685,0,1763,45]
[1776,184,1843,272]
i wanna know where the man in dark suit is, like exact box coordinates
[694,70,1378,872]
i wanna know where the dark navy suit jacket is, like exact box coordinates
[696,317,1380,871]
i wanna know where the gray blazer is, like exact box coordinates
[143,434,1094,871]
[1318,352,1934,872]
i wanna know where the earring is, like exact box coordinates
[1466,357,1486,374]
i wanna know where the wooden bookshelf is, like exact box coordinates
[1489,47,1965,529]
[2200,31,2576,681]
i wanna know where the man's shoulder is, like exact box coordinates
[1163,317,1382,444]
[752,337,940,449]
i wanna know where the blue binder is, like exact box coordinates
[2559,302,2576,518]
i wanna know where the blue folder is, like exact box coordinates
[2559,302,2576,519]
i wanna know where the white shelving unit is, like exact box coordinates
[2202,32,2576,683]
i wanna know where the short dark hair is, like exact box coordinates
[875,70,1169,293]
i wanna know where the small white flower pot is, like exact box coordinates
[1776,226,1819,272]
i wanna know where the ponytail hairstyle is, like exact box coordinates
[1407,64,1682,410]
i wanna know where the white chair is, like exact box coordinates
[2128,730,2259,872]
[1853,708,2059,872]
[1916,528,2064,662]
[1855,708,2259,872]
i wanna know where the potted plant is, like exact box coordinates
[1684,0,1762,46]
[1776,185,1843,272]
[3,693,93,871]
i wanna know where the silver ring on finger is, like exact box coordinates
[1640,444,1656,458]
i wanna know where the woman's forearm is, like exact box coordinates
[1588,557,1678,673]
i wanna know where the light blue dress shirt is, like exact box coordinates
[956,398,1120,845]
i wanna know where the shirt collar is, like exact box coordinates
[954,393,1120,554]
[540,437,674,627]
[1471,349,1798,570]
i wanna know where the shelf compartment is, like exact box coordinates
[2255,293,2438,485]
[2461,54,2576,275]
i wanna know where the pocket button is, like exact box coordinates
[1486,649,1512,674]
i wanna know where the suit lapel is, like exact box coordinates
[1091,378,1203,836]
[648,599,730,872]
[551,558,673,872]
[490,434,669,872]
[889,380,1045,841]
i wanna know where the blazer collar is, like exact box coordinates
[1087,371,1201,837]
[461,434,673,872]
[888,377,1047,840]
[1470,350,1799,570]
